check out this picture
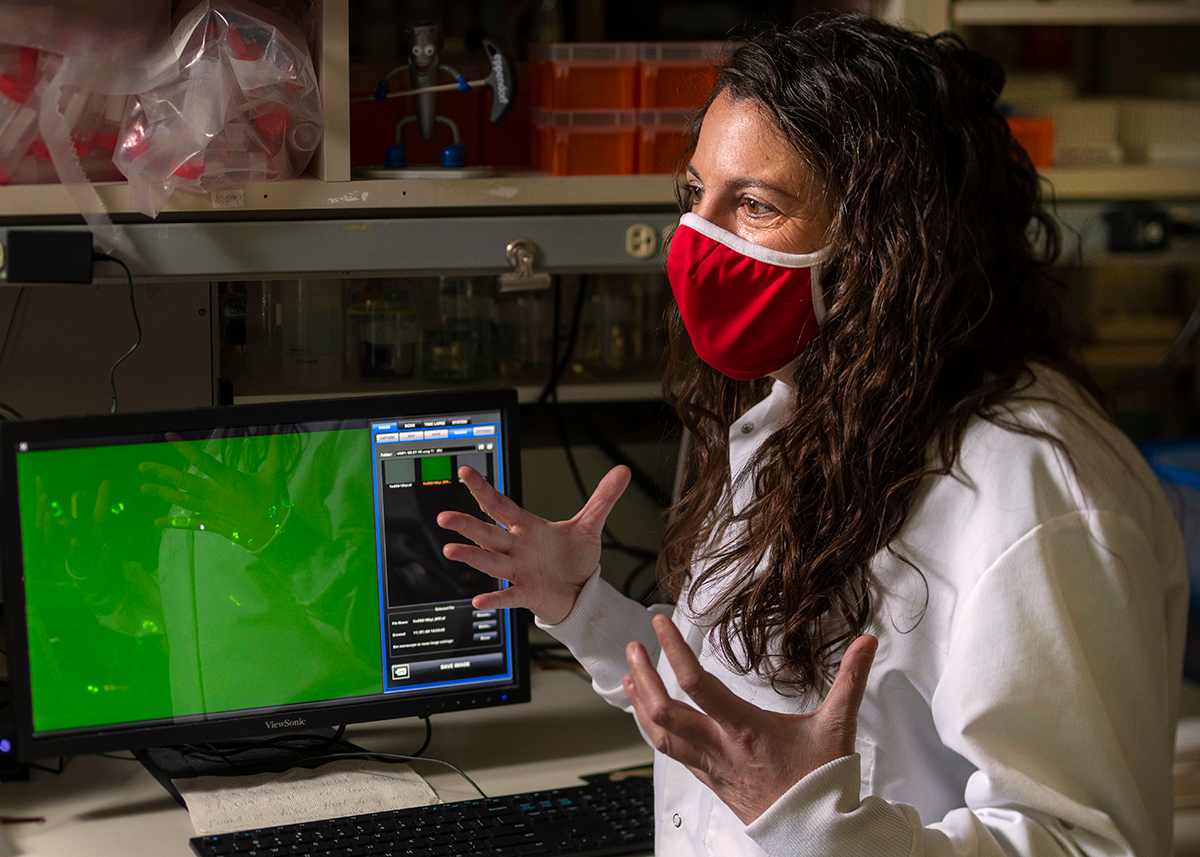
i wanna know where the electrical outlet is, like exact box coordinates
[625,223,658,260]
[1102,206,1170,252]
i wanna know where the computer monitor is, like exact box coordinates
[0,388,528,762]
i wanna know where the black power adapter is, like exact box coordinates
[4,230,95,284]
[0,230,144,414]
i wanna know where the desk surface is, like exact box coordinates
[0,665,654,857]
[15,665,1200,856]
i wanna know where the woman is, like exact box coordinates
[439,14,1188,856]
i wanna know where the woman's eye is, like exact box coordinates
[744,198,768,216]
[687,186,703,206]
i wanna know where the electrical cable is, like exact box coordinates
[409,715,433,758]
[181,725,349,764]
[0,287,26,369]
[309,750,487,799]
[570,415,674,512]
[92,252,142,414]
[620,556,658,600]
[171,717,435,782]
[536,278,662,585]
[535,276,672,519]
[178,716,432,764]
[549,383,656,564]
[532,276,588,414]
[0,285,27,419]
[529,640,581,666]
[172,740,486,799]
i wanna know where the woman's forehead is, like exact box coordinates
[692,92,815,196]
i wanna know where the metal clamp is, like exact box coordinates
[499,238,551,292]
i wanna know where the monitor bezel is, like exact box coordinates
[0,388,529,761]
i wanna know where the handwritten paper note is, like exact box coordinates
[175,760,440,835]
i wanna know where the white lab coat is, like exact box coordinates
[542,366,1188,856]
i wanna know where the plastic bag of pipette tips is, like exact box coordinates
[0,0,165,188]
[113,0,323,218]
[0,45,57,186]
[0,45,129,187]
[0,0,176,252]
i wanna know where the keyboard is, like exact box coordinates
[189,774,654,857]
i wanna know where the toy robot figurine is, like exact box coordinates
[406,22,444,143]
[353,22,515,177]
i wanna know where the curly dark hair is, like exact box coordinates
[658,13,1107,696]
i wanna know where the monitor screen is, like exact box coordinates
[0,388,528,761]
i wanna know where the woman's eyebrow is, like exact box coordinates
[687,163,798,200]
[725,177,795,198]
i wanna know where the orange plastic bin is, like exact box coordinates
[638,42,726,109]
[530,108,639,176]
[638,108,694,174]
[1007,116,1055,169]
[529,43,639,110]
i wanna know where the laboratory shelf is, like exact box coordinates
[0,173,681,221]
[233,381,665,406]
[953,0,1200,25]
[1042,167,1200,202]
[2,166,1197,230]
[0,211,681,283]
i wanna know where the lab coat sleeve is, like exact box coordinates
[746,510,1185,857]
[537,566,673,711]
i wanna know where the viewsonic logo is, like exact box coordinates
[265,717,306,730]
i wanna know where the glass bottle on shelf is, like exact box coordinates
[420,276,495,384]
[244,280,283,385]
[495,284,554,381]
[345,282,417,382]
[388,286,420,378]
[573,274,641,378]
[639,271,671,371]
[279,279,343,387]
[531,0,565,43]
[219,282,248,380]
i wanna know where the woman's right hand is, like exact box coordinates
[437,464,631,625]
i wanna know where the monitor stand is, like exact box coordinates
[134,728,344,807]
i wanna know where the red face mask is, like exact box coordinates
[666,212,829,381]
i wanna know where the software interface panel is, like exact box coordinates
[371,410,510,692]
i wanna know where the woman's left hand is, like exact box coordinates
[623,614,878,825]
